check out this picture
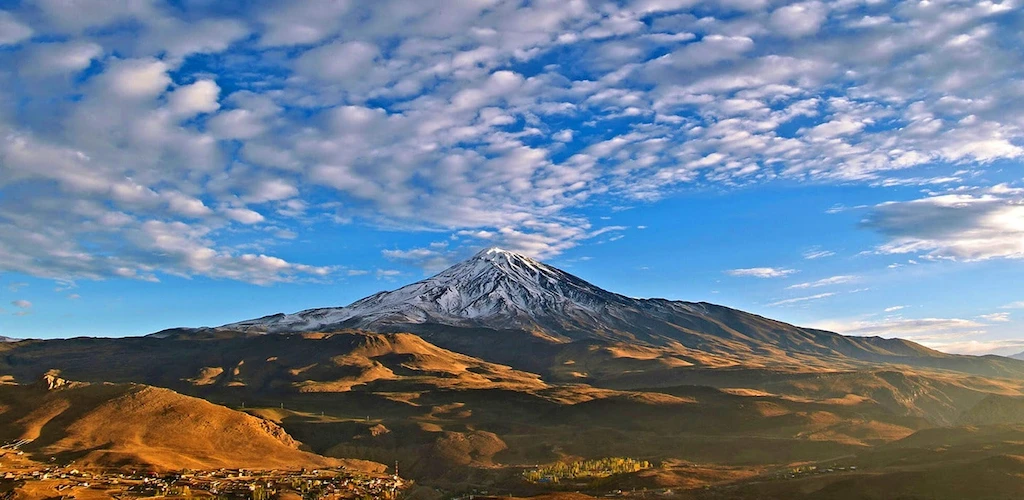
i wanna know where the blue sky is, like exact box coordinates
[0,0,1021,354]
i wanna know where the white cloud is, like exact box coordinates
[810,317,986,339]
[382,244,456,273]
[553,130,573,142]
[929,339,1024,356]
[770,2,827,39]
[883,305,906,313]
[101,58,171,99]
[256,0,354,46]
[0,11,33,45]
[165,192,213,218]
[223,208,265,225]
[787,275,855,289]
[802,248,835,260]
[33,0,155,33]
[208,109,266,139]
[863,191,1024,261]
[294,41,381,83]
[804,118,865,140]
[808,316,1024,355]
[768,292,835,306]
[246,179,298,204]
[726,267,797,278]
[588,226,629,238]
[167,80,220,118]
[1,0,1024,286]
[979,312,1011,323]
[20,41,102,76]
[11,299,31,309]
[142,18,249,63]
[127,220,332,284]
[661,35,755,69]
[1002,301,1024,310]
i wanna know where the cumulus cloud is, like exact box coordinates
[0,11,33,46]
[167,80,220,118]
[661,35,755,69]
[863,190,1024,261]
[726,267,797,278]
[770,2,828,39]
[101,58,171,99]
[246,179,298,204]
[222,208,265,225]
[295,41,381,84]
[19,41,102,76]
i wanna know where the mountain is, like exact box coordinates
[225,247,649,338]
[1011,351,1024,360]
[222,248,1024,380]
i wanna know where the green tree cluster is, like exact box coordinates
[523,457,652,483]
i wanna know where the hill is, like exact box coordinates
[957,394,1024,425]
[0,330,545,394]
[0,373,376,472]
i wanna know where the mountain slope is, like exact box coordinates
[221,248,1024,380]
[0,330,545,394]
[0,374,372,471]
[225,247,644,340]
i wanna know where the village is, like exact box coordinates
[0,442,406,500]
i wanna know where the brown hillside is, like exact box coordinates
[958,394,1024,425]
[799,454,1024,500]
[0,377,378,472]
[0,330,545,395]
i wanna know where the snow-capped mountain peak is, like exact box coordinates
[222,247,636,335]
[216,248,943,366]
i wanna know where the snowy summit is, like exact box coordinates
[222,246,647,336]
[220,247,946,366]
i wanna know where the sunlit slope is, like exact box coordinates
[0,375,375,471]
[0,330,545,394]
